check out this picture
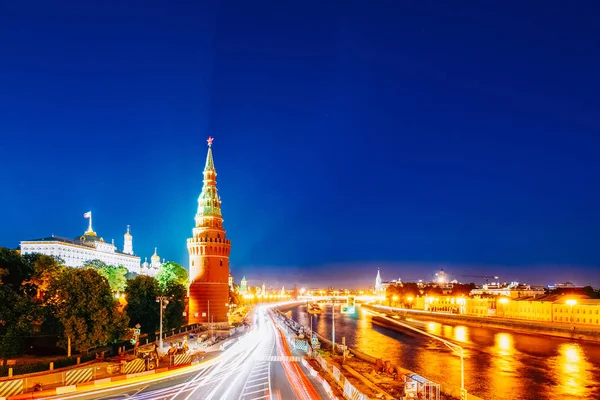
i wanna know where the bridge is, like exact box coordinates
[298,295,383,303]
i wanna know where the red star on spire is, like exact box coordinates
[207,136,214,147]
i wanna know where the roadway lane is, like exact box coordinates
[52,305,325,400]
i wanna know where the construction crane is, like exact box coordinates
[459,275,499,284]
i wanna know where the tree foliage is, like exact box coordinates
[45,268,129,353]
[0,247,34,288]
[155,262,188,291]
[125,275,160,333]
[84,260,127,293]
[0,285,39,358]
[163,282,187,330]
[22,254,66,297]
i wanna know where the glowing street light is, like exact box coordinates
[156,296,169,350]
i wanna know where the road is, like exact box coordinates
[51,306,326,400]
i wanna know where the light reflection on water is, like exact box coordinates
[285,304,600,400]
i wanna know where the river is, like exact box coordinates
[281,303,600,400]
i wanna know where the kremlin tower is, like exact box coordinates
[123,225,133,255]
[187,137,231,325]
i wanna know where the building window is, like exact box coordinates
[220,259,223,267]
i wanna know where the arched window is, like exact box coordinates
[220,259,223,267]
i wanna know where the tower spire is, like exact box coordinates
[196,137,222,223]
[205,136,215,171]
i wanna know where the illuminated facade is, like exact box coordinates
[187,137,231,325]
[140,247,163,277]
[375,268,382,292]
[20,217,140,273]
[239,276,248,294]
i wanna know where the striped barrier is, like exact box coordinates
[332,365,341,383]
[0,379,23,398]
[172,353,192,366]
[122,358,146,374]
[65,367,93,386]
[343,379,367,400]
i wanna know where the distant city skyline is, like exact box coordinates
[1,2,599,286]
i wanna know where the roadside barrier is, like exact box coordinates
[122,358,145,374]
[0,379,23,398]
[65,367,93,386]
[332,365,341,383]
[343,379,367,400]
[172,354,192,366]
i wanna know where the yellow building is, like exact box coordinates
[465,296,496,316]
[494,295,600,327]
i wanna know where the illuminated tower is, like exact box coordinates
[240,276,247,295]
[375,268,382,292]
[187,137,231,325]
[123,225,133,255]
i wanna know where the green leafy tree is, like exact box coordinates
[0,285,39,358]
[22,254,66,298]
[45,268,129,353]
[155,262,188,291]
[0,247,34,288]
[125,275,160,333]
[163,282,187,330]
[84,260,127,293]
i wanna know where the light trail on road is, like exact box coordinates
[50,303,322,400]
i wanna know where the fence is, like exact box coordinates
[294,339,309,352]
[0,353,96,378]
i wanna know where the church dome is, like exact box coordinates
[151,247,160,262]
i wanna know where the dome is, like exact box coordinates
[124,225,132,238]
[151,247,160,261]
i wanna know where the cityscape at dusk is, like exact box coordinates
[1,1,599,400]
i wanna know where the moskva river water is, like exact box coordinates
[281,303,600,400]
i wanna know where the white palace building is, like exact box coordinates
[20,212,162,275]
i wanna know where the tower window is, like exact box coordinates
[220,259,223,267]
[191,261,194,266]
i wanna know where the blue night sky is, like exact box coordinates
[1,1,599,288]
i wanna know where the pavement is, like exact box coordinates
[39,305,327,400]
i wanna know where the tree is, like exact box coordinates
[83,260,127,293]
[22,254,66,298]
[163,282,187,330]
[155,262,188,291]
[0,247,34,288]
[45,268,129,353]
[125,275,160,333]
[229,286,243,308]
[0,285,39,358]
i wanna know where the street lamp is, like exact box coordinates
[156,296,169,350]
